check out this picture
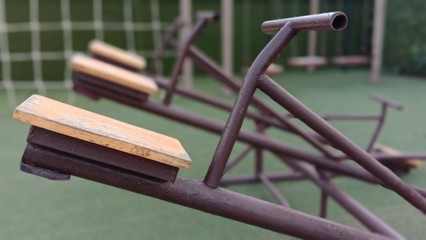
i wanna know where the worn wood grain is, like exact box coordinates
[71,54,158,95]
[13,95,191,169]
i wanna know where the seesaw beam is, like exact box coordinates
[20,144,389,240]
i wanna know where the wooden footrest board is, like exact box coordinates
[27,126,179,182]
[13,95,191,170]
[287,56,328,67]
[89,40,147,70]
[71,54,158,95]
[332,56,370,66]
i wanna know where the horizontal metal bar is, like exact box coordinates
[370,93,403,110]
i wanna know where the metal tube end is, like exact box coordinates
[261,11,348,34]
[330,12,348,31]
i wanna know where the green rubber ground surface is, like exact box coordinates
[1,69,426,239]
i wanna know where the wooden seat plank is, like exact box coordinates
[71,54,158,95]
[375,144,422,168]
[13,95,191,169]
[89,40,147,70]
[287,56,328,67]
[332,55,370,66]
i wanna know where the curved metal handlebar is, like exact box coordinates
[261,11,348,34]
[370,93,403,110]
[206,11,426,217]
[206,12,349,188]
[196,11,220,22]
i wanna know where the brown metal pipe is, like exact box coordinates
[220,172,306,185]
[261,11,348,34]
[22,145,391,240]
[162,39,333,155]
[277,155,404,240]
[258,74,426,213]
[206,12,350,188]
[258,173,290,206]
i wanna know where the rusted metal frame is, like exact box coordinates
[321,113,380,121]
[177,43,336,160]
[317,168,330,218]
[258,172,290,207]
[21,144,391,240]
[201,10,426,212]
[127,101,380,184]
[366,102,388,152]
[74,19,382,186]
[204,19,302,188]
[254,121,267,178]
[151,16,332,157]
[72,75,382,184]
[414,187,426,198]
[155,76,305,136]
[136,26,335,156]
[257,74,426,213]
[156,77,332,150]
[220,172,306,185]
[160,33,333,157]
[223,145,253,174]
[150,19,185,75]
[73,70,377,183]
[276,154,404,240]
[163,13,218,105]
[366,94,402,153]
[261,12,349,34]
[365,92,405,153]
[371,93,404,110]
[322,93,407,154]
[145,20,411,162]
[253,120,292,206]
[321,97,399,153]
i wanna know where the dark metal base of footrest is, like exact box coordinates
[73,72,148,105]
[20,162,71,180]
[21,143,168,184]
[25,126,179,182]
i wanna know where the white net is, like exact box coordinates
[0,0,178,106]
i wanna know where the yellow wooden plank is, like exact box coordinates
[89,40,147,70]
[13,95,191,169]
[375,143,422,168]
[71,54,158,95]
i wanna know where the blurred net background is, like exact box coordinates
[0,0,373,106]
[0,0,180,105]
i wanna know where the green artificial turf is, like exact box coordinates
[1,69,426,239]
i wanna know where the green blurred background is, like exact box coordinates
[3,0,425,81]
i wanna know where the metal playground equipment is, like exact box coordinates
[12,12,426,239]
